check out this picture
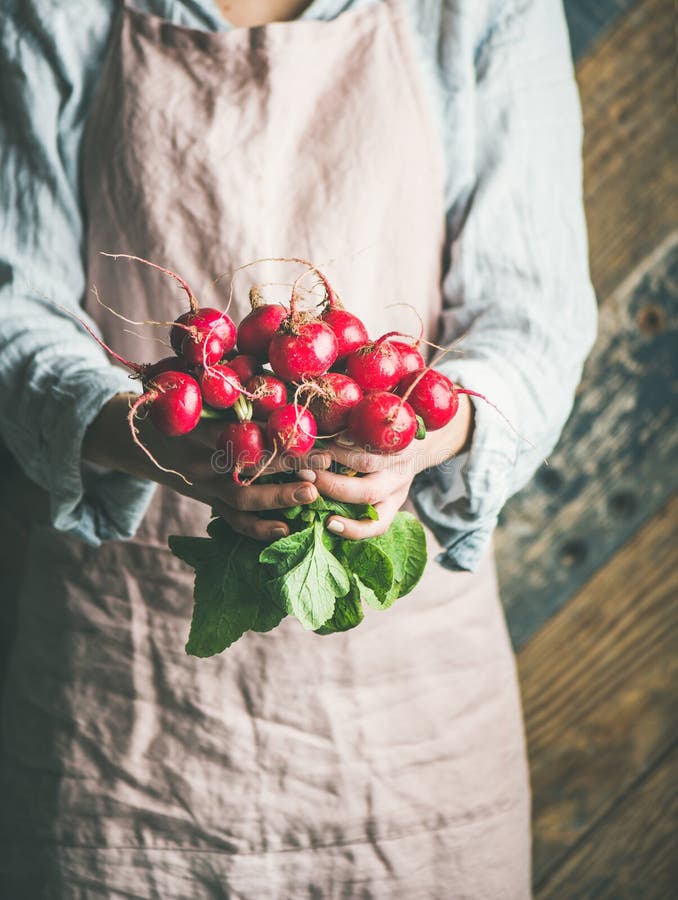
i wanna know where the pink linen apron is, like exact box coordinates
[0,2,531,897]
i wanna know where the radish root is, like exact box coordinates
[220,256,340,316]
[127,393,192,485]
[234,444,279,487]
[384,302,425,345]
[101,252,199,314]
[91,285,181,330]
[55,302,145,374]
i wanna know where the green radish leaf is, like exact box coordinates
[339,539,395,609]
[304,496,378,520]
[261,520,350,630]
[415,415,427,440]
[320,524,343,554]
[169,530,285,657]
[168,535,218,568]
[315,578,364,634]
[251,593,287,633]
[170,508,427,656]
[392,513,427,597]
[206,516,234,541]
[276,497,378,525]
[371,512,427,598]
[281,505,304,520]
[353,574,383,610]
[258,526,315,575]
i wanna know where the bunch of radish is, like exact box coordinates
[79,255,485,483]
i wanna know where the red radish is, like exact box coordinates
[143,355,190,377]
[322,307,369,361]
[397,368,505,434]
[60,302,204,483]
[266,404,317,457]
[101,253,236,365]
[247,374,288,419]
[396,368,459,430]
[268,316,339,382]
[228,354,262,383]
[241,261,341,381]
[307,373,363,433]
[216,421,267,471]
[199,364,241,409]
[388,339,425,374]
[286,259,367,362]
[347,391,417,453]
[344,338,405,391]
[179,308,237,366]
[169,311,192,354]
[144,371,203,436]
[60,305,200,436]
[237,302,288,361]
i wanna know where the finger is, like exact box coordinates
[257,449,330,477]
[325,493,403,539]
[213,504,291,542]
[221,478,319,512]
[277,448,332,475]
[327,440,389,473]
[200,430,332,477]
[312,468,400,506]
[328,438,418,476]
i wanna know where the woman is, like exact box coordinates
[0,0,596,897]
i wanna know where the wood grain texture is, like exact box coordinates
[497,0,678,647]
[518,495,678,886]
[499,236,678,647]
[579,0,677,303]
[536,743,678,899]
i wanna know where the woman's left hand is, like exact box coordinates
[308,393,473,539]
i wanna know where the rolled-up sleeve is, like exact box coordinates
[0,2,155,545]
[411,0,597,570]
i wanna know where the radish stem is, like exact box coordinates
[101,252,199,314]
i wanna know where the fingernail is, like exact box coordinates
[293,485,316,503]
[271,527,288,539]
[297,469,316,483]
[326,519,345,534]
[336,434,355,447]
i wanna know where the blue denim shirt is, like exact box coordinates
[0,0,596,569]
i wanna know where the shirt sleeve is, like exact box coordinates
[0,2,156,545]
[410,0,598,570]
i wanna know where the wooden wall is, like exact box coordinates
[497,0,678,894]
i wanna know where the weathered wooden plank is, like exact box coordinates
[564,0,637,61]
[496,0,678,647]
[517,495,678,885]
[536,744,678,899]
[499,236,678,647]
[578,0,677,303]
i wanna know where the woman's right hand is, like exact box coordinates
[82,392,329,541]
